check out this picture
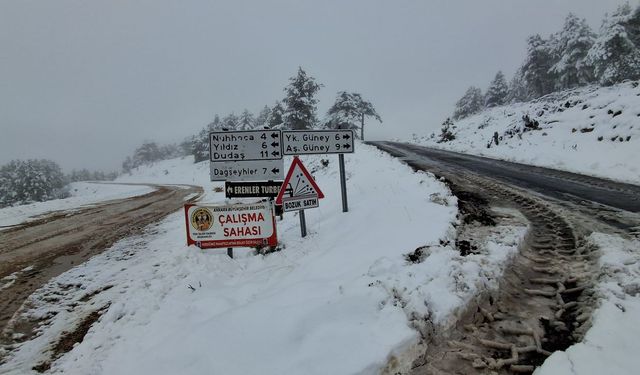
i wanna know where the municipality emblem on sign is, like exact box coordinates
[191,207,213,231]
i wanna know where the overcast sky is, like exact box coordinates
[0,0,627,171]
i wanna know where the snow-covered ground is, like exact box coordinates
[535,233,640,375]
[0,143,526,375]
[0,182,154,229]
[415,81,640,185]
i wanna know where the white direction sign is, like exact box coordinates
[210,159,284,182]
[282,130,354,155]
[210,130,282,162]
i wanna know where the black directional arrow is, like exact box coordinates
[343,144,351,149]
[343,134,350,139]
[271,142,279,147]
[271,168,280,174]
[271,133,279,139]
[271,151,280,157]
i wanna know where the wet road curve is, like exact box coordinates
[370,142,640,214]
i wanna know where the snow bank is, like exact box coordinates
[535,233,640,375]
[0,182,154,229]
[1,144,525,374]
[416,82,640,185]
[115,155,211,188]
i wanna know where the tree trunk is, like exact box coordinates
[360,114,365,140]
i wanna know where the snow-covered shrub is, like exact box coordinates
[437,118,456,143]
[0,159,68,207]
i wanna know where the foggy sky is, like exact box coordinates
[0,0,626,171]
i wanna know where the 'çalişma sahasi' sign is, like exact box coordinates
[184,202,277,249]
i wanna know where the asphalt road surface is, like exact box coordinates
[0,184,202,339]
[370,141,640,217]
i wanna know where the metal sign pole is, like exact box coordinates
[299,209,307,237]
[339,154,349,212]
[227,248,233,259]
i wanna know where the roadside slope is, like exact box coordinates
[415,81,640,185]
[0,143,526,375]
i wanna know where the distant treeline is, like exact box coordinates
[452,3,640,121]
[122,66,382,170]
[0,159,118,208]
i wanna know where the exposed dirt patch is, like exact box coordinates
[0,184,202,357]
[32,305,110,373]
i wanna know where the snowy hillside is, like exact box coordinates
[417,81,640,185]
[0,143,527,375]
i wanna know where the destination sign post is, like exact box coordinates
[192,128,357,253]
[210,130,282,161]
[209,130,284,182]
[282,130,354,213]
[210,159,283,182]
[282,130,354,155]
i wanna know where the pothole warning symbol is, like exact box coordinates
[275,157,324,212]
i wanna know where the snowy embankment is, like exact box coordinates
[535,234,640,375]
[1,144,525,374]
[0,182,154,229]
[416,82,640,185]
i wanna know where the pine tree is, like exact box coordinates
[0,159,67,207]
[238,109,255,131]
[522,34,557,98]
[506,68,529,103]
[189,129,208,163]
[326,91,381,139]
[254,105,271,129]
[283,67,323,130]
[436,118,456,143]
[550,13,596,89]
[267,101,284,129]
[588,3,640,85]
[133,142,161,165]
[485,71,509,107]
[222,113,239,130]
[207,114,222,131]
[452,86,484,120]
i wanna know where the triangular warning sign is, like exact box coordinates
[275,157,324,205]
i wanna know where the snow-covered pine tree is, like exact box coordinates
[207,114,222,132]
[588,3,640,85]
[122,156,135,173]
[283,67,323,130]
[267,101,284,129]
[132,142,161,165]
[452,86,484,120]
[326,91,381,139]
[436,118,456,143]
[254,105,271,129]
[192,129,210,163]
[485,71,509,108]
[238,109,255,131]
[522,34,557,98]
[506,68,529,103]
[222,113,239,130]
[550,13,596,90]
[628,5,640,46]
[0,159,67,207]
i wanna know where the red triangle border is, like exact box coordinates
[275,156,324,204]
